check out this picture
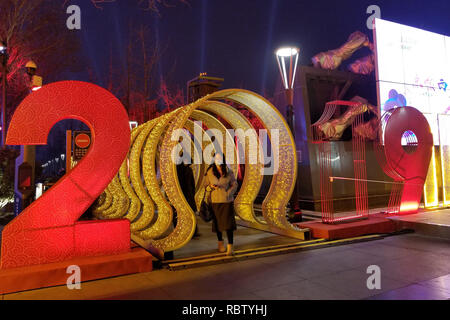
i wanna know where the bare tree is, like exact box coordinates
[64,0,189,14]
[158,79,184,112]
[62,0,186,121]
[135,24,166,100]
[0,0,83,172]
[116,22,178,122]
[138,0,190,13]
[0,0,82,108]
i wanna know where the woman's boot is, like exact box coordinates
[226,244,234,256]
[218,241,226,253]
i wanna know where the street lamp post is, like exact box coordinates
[13,60,42,215]
[276,46,302,221]
[0,41,7,148]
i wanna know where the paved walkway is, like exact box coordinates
[170,219,301,259]
[2,232,449,300]
[388,209,450,240]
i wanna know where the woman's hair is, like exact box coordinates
[208,153,229,179]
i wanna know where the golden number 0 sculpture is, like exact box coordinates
[95,89,306,253]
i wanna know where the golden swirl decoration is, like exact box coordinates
[183,118,216,192]
[129,120,158,231]
[93,184,113,215]
[151,103,199,250]
[136,113,202,240]
[138,111,179,239]
[197,101,264,224]
[182,119,207,189]
[119,125,145,222]
[100,89,301,252]
[101,176,129,218]
[207,90,297,231]
[189,110,238,209]
[190,110,238,176]
[94,125,145,219]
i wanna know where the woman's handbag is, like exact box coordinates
[198,189,213,222]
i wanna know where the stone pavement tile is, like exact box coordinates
[296,259,350,280]
[220,258,289,279]
[373,255,450,284]
[184,258,307,294]
[99,287,174,300]
[308,268,408,300]
[238,235,298,247]
[253,240,385,268]
[159,276,237,300]
[198,289,262,300]
[393,251,450,275]
[264,256,348,280]
[417,274,450,293]
[254,247,341,265]
[224,267,304,293]
[145,263,245,289]
[259,249,386,280]
[247,250,318,266]
[2,272,158,300]
[252,279,351,300]
[380,234,450,257]
[294,244,357,257]
[321,249,389,269]
[159,286,223,300]
[161,285,262,300]
[340,238,389,249]
[75,272,161,299]
[4,285,87,300]
[3,271,161,300]
[153,274,250,300]
[143,266,248,299]
[368,284,450,300]
[351,242,423,260]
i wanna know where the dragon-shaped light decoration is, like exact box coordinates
[312,31,375,75]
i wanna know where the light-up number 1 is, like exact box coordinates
[1,81,131,269]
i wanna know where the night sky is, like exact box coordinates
[65,0,450,97]
[37,0,450,167]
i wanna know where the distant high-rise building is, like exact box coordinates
[187,73,224,103]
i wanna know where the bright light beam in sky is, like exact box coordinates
[260,0,278,95]
[200,0,208,73]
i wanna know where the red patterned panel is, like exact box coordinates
[1,226,75,269]
[74,220,130,257]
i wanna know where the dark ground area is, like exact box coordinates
[2,229,450,300]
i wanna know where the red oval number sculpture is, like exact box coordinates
[0,81,131,269]
[384,107,433,215]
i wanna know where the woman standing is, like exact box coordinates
[204,153,238,255]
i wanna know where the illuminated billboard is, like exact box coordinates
[374,18,450,145]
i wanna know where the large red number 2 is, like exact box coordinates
[1,81,131,269]
[383,107,433,215]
